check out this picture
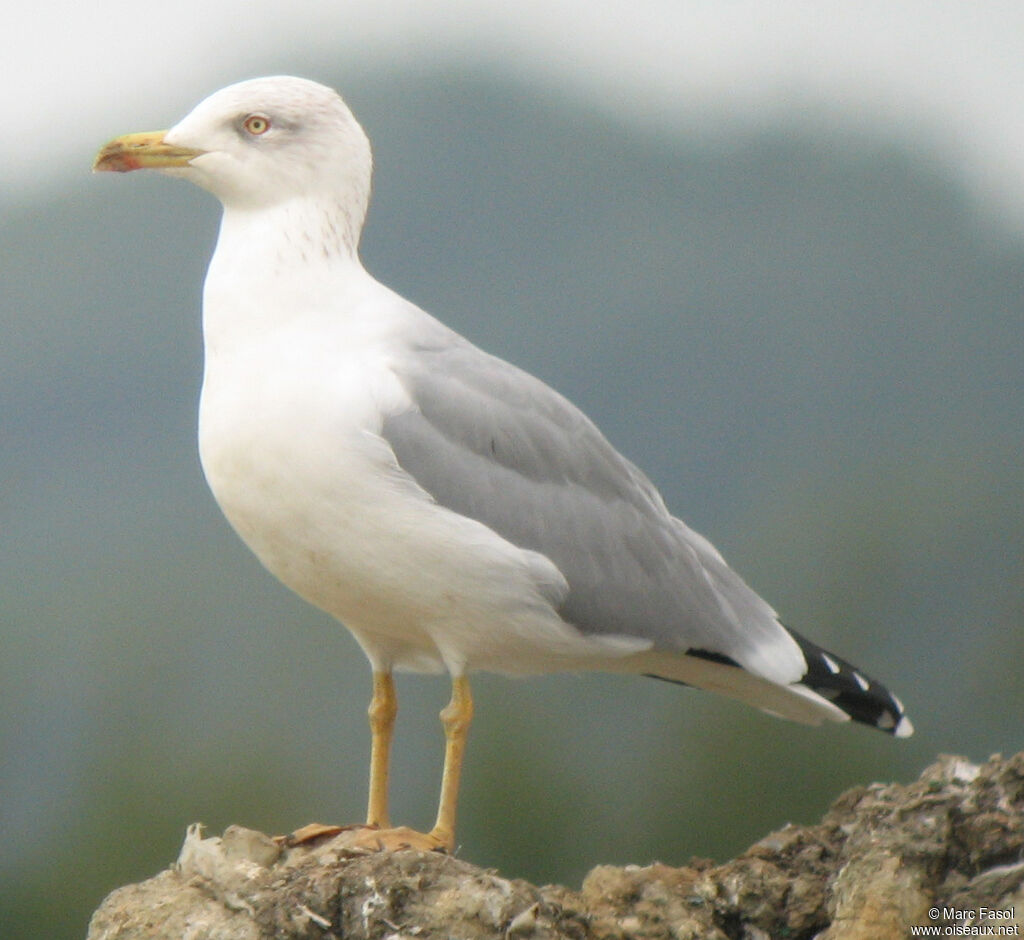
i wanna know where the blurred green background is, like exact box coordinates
[3,9,1023,940]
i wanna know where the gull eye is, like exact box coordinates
[242,114,271,136]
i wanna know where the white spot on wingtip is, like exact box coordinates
[893,714,914,738]
[853,671,870,692]
[821,653,840,674]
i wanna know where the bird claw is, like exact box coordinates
[276,822,451,853]
[275,822,346,846]
[338,825,452,853]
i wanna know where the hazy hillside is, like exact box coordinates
[2,67,1021,940]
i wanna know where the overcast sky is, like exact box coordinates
[6,0,1024,231]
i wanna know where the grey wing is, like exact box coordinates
[380,330,805,685]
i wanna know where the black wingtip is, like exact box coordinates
[788,628,913,737]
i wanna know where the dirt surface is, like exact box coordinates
[88,753,1024,939]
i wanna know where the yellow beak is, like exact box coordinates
[93,130,205,173]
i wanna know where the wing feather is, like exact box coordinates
[380,330,805,684]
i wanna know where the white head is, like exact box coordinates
[95,76,373,250]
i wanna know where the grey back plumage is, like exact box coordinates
[380,327,801,682]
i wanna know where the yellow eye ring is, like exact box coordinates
[243,114,271,136]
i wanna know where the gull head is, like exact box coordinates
[94,76,373,221]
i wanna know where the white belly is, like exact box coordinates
[196,329,632,676]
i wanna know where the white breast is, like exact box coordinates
[197,270,638,676]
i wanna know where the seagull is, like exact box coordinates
[94,76,912,853]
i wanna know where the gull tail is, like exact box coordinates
[784,628,913,737]
[640,633,913,738]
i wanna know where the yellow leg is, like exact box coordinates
[366,670,396,829]
[429,675,473,850]
[284,672,470,855]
